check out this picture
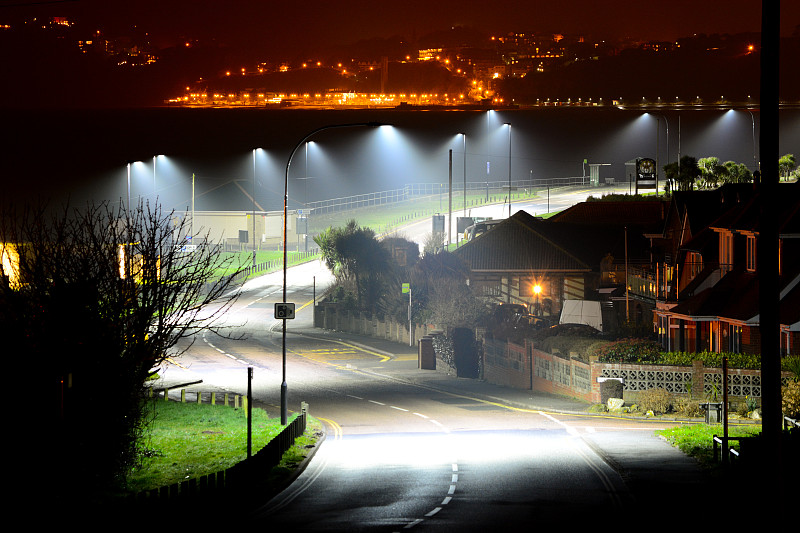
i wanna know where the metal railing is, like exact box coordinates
[305,178,591,216]
[712,415,798,466]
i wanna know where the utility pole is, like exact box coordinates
[758,0,783,510]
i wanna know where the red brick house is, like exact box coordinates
[654,183,800,356]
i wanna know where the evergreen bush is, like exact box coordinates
[595,338,662,364]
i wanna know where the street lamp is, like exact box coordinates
[280,121,387,424]
[652,114,669,195]
[746,109,758,172]
[252,148,259,267]
[152,155,163,202]
[126,160,145,211]
[504,123,512,217]
[459,133,467,216]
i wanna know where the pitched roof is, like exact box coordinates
[453,210,642,273]
[549,200,667,233]
[664,263,800,325]
[666,267,760,321]
[671,183,758,236]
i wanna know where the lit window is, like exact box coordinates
[720,231,733,276]
[746,236,756,272]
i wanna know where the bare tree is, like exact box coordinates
[1,200,245,505]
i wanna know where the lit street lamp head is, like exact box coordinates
[280,121,393,425]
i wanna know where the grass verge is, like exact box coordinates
[126,400,323,495]
[655,423,762,467]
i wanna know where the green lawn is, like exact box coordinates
[656,423,762,467]
[126,400,322,494]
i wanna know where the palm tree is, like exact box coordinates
[778,154,796,181]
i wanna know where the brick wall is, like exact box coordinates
[483,339,532,390]
[484,338,795,405]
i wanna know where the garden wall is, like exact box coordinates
[314,305,794,406]
[314,303,436,345]
[482,338,794,405]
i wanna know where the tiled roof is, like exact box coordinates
[667,267,760,321]
[665,267,800,325]
[453,210,641,273]
[672,184,758,235]
[706,182,799,234]
[549,200,667,232]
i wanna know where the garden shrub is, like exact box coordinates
[638,387,673,414]
[660,350,761,369]
[783,356,800,380]
[673,397,704,418]
[595,338,662,364]
[782,380,800,419]
[538,336,607,360]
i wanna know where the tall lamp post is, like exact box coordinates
[505,123,512,217]
[252,149,258,267]
[746,109,758,172]
[280,122,386,424]
[153,156,157,202]
[126,161,132,212]
[459,133,467,216]
[654,114,669,195]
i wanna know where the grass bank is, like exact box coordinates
[126,400,323,494]
[656,423,762,467]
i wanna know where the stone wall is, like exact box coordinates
[314,303,436,346]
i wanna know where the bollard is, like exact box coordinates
[224,393,229,406]
[181,389,186,402]
[211,392,216,405]
[197,391,202,404]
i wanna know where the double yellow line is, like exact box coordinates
[317,417,343,440]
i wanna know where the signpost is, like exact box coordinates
[635,157,657,194]
[402,283,412,346]
[274,302,295,320]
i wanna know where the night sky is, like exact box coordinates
[7,0,800,53]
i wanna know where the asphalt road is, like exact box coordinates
[168,308,657,531]
[159,206,704,531]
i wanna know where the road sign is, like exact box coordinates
[274,303,296,319]
[402,282,410,294]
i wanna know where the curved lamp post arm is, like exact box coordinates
[280,121,385,424]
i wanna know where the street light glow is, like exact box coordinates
[280,121,391,425]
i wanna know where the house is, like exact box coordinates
[654,182,800,355]
[544,199,671,323]
[452,209,650,325]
